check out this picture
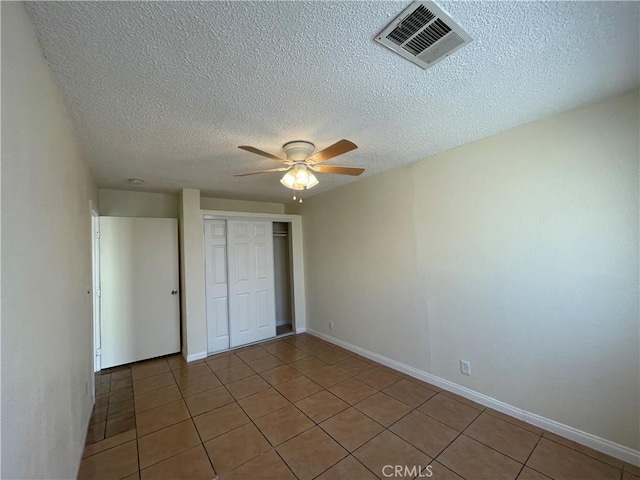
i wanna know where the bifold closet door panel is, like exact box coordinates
[204,219,230,353]
[227,219,276,347]
[100,217,180,368]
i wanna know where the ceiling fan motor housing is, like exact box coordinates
[282,140,315,162]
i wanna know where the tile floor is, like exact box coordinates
[80,334,639,480]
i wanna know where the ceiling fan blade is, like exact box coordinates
[234,167,290,177]
[238,146,288,163]
[311,165,365,176]
[306,139,357,165]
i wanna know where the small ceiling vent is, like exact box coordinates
[375,1,472,70]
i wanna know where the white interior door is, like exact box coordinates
[205,220,230,353]
[227,219,276,347]
[100,217,180,368]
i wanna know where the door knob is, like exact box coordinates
[171,290,178,295]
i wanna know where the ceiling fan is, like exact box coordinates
[235,139,364,200]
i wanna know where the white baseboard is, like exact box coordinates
[295,327,307,334]
[186,351,207,362]
[307,328,640,467]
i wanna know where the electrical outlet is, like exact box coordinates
[329,321,334,330]
[460,360,471,376]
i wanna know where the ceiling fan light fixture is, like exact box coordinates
[280,170,297,188]
[281,164,319,191]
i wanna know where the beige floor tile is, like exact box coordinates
[83,429,137,458]
[276,426,348,480]
[542,431,624,468]
[305,366,351,388]
[290,356,329,374]
[314,348,353,365]
[85,421,106,444]
[110,377,133,391]
[204,423,271,474]
[108,387,134,405]
[133,372,176,396]
[193,402,251,441]
[254,404,315,446]
[465,412,540,463]
[244,355,285,373]
[418,394,481,431]
[206,353,245,372]
[171,363,212,383]
[222,449,296,480]
[111,370,132,381]
[215,364,256,384]
[134,384,182,413]
[165,353,189,371]
[526,438,621,480]
[383,378,437,407]
[316,455,377,480]
[140,444,214,480]
[356,367,402,390]
[439,391,485,411]
[333,357,376,376]
[235,346,270,362]
[226,374,271,400]
[274,376,324,402]
[184,385,235,417]
[274,348,310,363]
[389,410,458,457]
[178,372,222,397]
[438,435,522,480]
[260,365,302,386]
[485,408,544,435]
[320,408,384,452]
[132,362,171,382]
[261,340,296,354]
[354,392,412,427]
[295,390,349,423]
[625,463,640,476]
[428,462,465,479]
[89,406,108,426]
[238,388,291,420]
[297,341,334,355]
[95,393,109,409]
[78,440,138,480]
[327,377,377,405]
[354,430,430,479]
[517,466,553,479]
[138,419,201,469]
[136,399,190,436]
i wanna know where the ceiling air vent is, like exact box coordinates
[375,1,472,70]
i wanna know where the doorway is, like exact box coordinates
[273,222,294,336]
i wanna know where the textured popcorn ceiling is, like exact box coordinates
[26,1,639,203]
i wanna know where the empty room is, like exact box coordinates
[2,1,638,479]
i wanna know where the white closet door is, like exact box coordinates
[204,220,230,353]
[227,219,276,347]
[100,217,180,368]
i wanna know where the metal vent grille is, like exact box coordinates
[387,5,435,45]
[375,1,472,70]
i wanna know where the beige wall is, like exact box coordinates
[99,188,179,218]
[289,91,640,450]
[201,196,285,214]
[1,3,98,478]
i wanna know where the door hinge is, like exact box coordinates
[96,348,101,357]
[95,230,100,239]
[96,289,101,297]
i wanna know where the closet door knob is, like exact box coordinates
[171,290,178,295]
